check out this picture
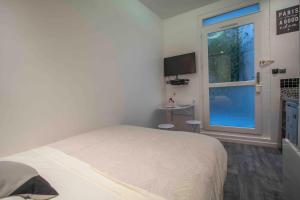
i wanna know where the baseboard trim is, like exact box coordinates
[200,130,279,148]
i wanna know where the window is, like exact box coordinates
[203,3,260,26]
[208,24,255,83]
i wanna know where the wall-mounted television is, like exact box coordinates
[164,52,196,77]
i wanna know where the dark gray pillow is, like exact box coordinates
[0,161,58,200]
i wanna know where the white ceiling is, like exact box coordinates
[139,0,219,19]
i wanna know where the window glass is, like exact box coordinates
[208,23,255,83]
[203,4,260,26]
[209,86,255,128]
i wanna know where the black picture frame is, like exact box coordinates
[276,5,299,35]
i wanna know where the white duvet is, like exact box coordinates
[51,126,228,200]
[1,147,165,200]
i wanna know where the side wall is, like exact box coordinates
[0,0,163,156]
[163,0,299,145]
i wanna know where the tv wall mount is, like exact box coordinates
[166,75,189,85]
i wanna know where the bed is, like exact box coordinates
[1,125,227,200]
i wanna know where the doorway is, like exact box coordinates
[202,4,269,135]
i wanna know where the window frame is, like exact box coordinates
[202,3,261,26]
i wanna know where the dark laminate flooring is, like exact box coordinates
[223,142,283,200]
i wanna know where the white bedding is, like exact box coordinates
[51,125,228,200]
[1,147,165,200]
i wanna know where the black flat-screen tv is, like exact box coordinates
[164,52,196,77]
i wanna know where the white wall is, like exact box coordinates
[0,0,163,156]
[163,0,299,146]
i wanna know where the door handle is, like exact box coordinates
[256,72,260,85]
[256,72,262,94]
[259,60,274,67]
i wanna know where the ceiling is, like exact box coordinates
[139,0,219,19]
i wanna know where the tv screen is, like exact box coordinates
[164,52,196,77]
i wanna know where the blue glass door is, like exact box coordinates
[206,23,257,130]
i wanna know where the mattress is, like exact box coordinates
[50,125,227,200]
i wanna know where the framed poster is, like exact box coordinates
[276,5,299,35]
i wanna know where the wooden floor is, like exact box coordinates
[223,142,283,200]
